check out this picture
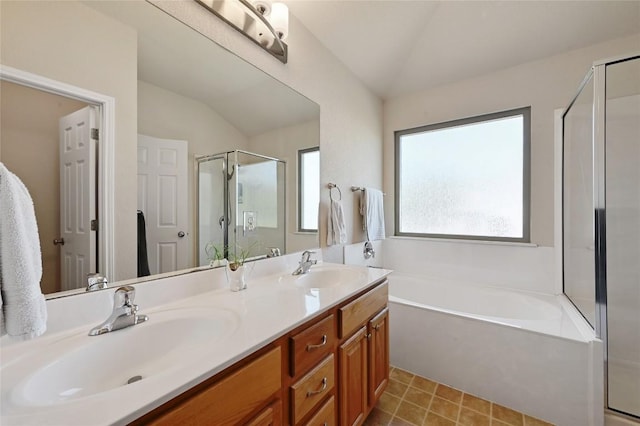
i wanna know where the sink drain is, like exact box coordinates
[127,375,143,385]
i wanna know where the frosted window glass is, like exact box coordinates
[397,111,527,240]
[300,148,319,231]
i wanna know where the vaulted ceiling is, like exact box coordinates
[285,1,640,99]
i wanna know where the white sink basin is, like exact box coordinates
[4,307,238,407]
[285,265,367,289]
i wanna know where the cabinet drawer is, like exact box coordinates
[290,314,336,377]
[245,399,282,426]
[339,281,388,338]
[304,395,336,426]
[147,347,281,425]
[291,354,335,424]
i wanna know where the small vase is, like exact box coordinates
[226,262,247,292]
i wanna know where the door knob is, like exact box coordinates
[53,238,65,246]
[178,231,185,238]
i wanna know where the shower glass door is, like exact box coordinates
[231,151,286,259]
[563,72,596,327]
[605,56,640,418]
[197,155,226,266]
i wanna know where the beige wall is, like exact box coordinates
[383,33,640,247]
[137,79,250,266]
[1,1,138,280]
[0,81,87,294]
[249,120,320,253]
[151,1,384,263]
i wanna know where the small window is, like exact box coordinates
[395,107,530,242]
[298,147,319,232]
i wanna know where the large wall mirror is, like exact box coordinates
[0,0,320,297]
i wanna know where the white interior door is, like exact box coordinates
[59,106,97,291]
[137,134,188,275]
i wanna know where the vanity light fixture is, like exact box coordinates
[195,0,289,64]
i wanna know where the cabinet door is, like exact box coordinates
[368,308,389,405]
[339,326,368,426]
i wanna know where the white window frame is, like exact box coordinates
[394,107,531,242]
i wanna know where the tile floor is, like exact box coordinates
[364,367,554,426]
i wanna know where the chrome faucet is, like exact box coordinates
[86,273,108,292]
[292,250,317,275]
[267,247,281,258]
[88,286,148,336]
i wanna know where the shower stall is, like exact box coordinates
[563,53,640,420]
[196,150,286,265]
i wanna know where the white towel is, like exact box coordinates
[327,199,347,246]
[360,187,385,241]
[0,162,47,339]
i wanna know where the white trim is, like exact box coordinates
[0,64,116,283]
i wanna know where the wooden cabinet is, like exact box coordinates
[137,347,282,426]
[246,400,282,426]
[290,354,335,424]
[304,395,336,426]
[368,308,389,405]
[337,283,389,426]
[339,283,388,338]
[131,278,388,426]
[290,315,336,377]
[339,327,368,426]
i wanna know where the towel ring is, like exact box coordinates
[328,183,342,201]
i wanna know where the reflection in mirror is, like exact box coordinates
[298,147,320,232]
[0,0,320,297]
[196,150,286,267]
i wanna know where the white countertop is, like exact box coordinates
[0,261,392,426]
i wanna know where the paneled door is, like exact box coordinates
[137,134,188,275]
[59,106,98,291]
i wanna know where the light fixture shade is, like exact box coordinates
[270,2,289,40]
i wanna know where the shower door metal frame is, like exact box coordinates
[563,52,640,421]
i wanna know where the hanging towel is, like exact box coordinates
[327,199,347,246]
[137,211,150,277]
[360,187,385,241]
[0,162,47,340]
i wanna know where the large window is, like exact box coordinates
[298,147,319,232]
[395,107,530,242]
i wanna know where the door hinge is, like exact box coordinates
[91,128,99,140]
[91,219,98,231]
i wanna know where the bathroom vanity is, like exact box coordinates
[0,260,391,426]
[132,279,389,425]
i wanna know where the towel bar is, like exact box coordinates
[328,183,342,201]
[351,186,386,195]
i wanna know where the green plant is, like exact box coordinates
[204,242,224,264]
[227,241,260,271]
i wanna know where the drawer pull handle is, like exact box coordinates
[307,377,327,397]
[306,334,327,351]
[374,324,381,330]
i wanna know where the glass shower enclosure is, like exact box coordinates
[196,150,286,265]
[562,54,640,419]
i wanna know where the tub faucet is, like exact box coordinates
[293,250,317,275]
[88,286,148,336]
